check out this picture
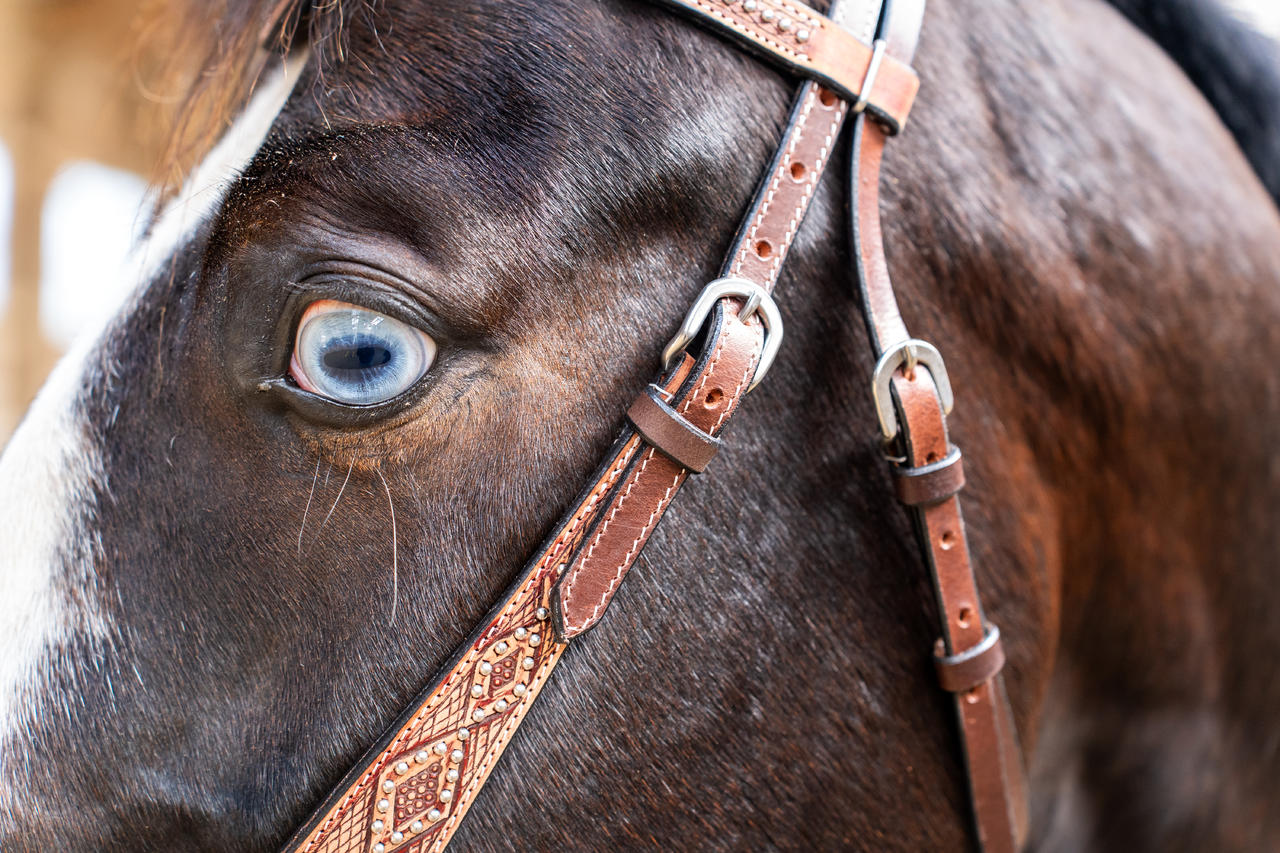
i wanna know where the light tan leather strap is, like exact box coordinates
[850,1,1030,850]
[648,0,919,132]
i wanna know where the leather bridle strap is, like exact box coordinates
[849,2,1031,850]
[646,0,919,133]
[284,0,1026,851]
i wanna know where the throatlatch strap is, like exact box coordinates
[850,1,1031,850]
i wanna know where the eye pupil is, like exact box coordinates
[323,344,392,371]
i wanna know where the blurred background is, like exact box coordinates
[0,0,1276,444]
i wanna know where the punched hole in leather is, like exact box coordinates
[627,384,722,473]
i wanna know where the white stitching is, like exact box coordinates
[564,320,764,634]
[299,438,640,849]
[764,97,848,283]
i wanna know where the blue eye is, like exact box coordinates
[289,299,436,406]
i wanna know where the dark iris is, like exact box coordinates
[323,343,392,371]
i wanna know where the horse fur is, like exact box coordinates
[2,0,1280,850]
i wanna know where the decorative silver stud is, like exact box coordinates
[535,607,549,621]
[796,28,810,42]
[372,820,384,832]
[382,779,395,793]
[457,727,470,741]
[778,17,792,30]
[761,8,776,22]
[743,0,757,10]
[395,761,409,775]
[411,820,424,833]
[495,641,508,654]
[513,683,528,697]
[479,662,493,676]
[377,798,390,813]
[472,708,486,722]
[391,831,404,843]
[522,657,536,671]
[446,768,460,783]
[434,741,448,755]
[494,699,509,712]
[514,627,528,640]
[415,749,429,764]
[439,789,454,803]
[529,633,541,647]
[471,684,484,698]
[428,808,442,821]
[450,748,465,763]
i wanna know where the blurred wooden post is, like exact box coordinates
[0,0,169,443]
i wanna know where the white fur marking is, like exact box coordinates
[0,51,309,745]
[132,50,310,284]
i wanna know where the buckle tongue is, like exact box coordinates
[660,277,783,392]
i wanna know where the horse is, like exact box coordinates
[2,0,1279,849]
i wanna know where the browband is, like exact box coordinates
[648,0,919,133]
[283,0,1028,851]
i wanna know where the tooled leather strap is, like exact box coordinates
[850,1,1030,850]
[283,359,693,853]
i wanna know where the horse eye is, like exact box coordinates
[288,299,437,406]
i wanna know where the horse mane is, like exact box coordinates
[1105,0,1280,205]
[145,0,358,192]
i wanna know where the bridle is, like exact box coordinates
[283,0,1030,850]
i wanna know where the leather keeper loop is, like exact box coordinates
[894,446,965,506]
[934,625,1005,693]
[627,385,722,473]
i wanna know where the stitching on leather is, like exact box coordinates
[684,0,820,62]
[710,331,764,434]
[561,447,661,630]
[300,438,640,849]
[730,87,819,281]
[766,99,848,283]
[429,641,566,852]
[562,322,737,631]
[574,447,684,632]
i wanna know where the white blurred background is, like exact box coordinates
[0,0,1276,442]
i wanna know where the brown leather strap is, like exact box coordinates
[648,0,919,132]
[553,313,763,638]
[552,0,883,640]
[894,446,965,506]
[283,364,695,853]
[848,2,1030,851]
[935,626,1006,693]
[627,384,723,473]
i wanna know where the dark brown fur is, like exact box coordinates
[2,0,1279,850]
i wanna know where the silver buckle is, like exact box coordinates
[871,338,954,441]
[661,277,783,392]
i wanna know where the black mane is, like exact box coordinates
[1106,0,1280,204]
